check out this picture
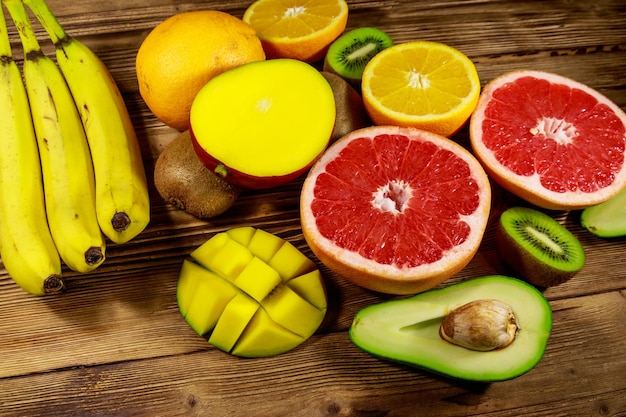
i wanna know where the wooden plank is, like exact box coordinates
[0,291,623,416]
[1,191,624,379]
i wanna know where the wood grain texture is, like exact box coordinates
[1,0,625,416]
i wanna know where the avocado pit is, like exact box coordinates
[439,299,519,351]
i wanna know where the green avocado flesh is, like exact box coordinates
[349,275,552,382]
[581,186,626,238]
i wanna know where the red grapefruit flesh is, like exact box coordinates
[300,126,491,295]
[470,70,626,210]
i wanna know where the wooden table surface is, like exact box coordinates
[1,1,625,416]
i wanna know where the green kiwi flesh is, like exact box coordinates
[495,206,585,287]
[323,27,393,83]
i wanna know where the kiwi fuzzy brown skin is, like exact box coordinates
[321,72,371,143]
[154,130,240,219]
[495,206,585,288]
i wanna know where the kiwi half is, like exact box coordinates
[323,27,393,86]
[495,206,585,287]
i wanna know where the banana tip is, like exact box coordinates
[43,275,65,294]
[111,212,131,232]
[85,246,105,266]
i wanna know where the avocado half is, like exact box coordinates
[349,275,552,382]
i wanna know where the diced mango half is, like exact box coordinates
[176,227,327,357]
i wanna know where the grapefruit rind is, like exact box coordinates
[470,70,626,210]
[300,126,491,295]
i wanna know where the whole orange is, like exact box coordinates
[136,10,266,131]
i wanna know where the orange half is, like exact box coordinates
[362,41,481,137]
[243,0,349,63]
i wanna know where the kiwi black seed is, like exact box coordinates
[495,206,585,288]
[154,130,240,219]
[323,27,393,86]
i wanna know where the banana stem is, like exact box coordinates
[22,0,66,45]
[3,0,41,55]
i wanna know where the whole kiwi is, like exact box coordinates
[154,130,240,219]
[321,71,371,143]
[495,206,585,287]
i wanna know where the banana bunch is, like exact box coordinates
[0,0,150,295]
[24,0,151,244]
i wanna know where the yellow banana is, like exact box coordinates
[25,0,150,244]
[5,0,105,273]
[0,3,63,295]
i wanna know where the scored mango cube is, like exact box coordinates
[247,228,285,263]
[195,236,253,281]
[233,308,303,358]
[235,256,282,302]
[177,260,238,336]
[226,226,256,247]
[177,259,201,315]
[262,285,325,338]
[288,269,327,311]
[177,227,327,357]
[208,292,259,353]
[190,232,229,266]
[268,241,317,281]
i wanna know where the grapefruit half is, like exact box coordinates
[470,70,626,210]
[300,126,491,295]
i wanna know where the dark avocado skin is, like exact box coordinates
[349,275,552,382]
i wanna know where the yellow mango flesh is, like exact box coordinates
[235,256,282,302]
[177,260,238,336]
[233,308,303,357]
[208,293,259,352]
[177,227,327,357]
[190,59,335,178]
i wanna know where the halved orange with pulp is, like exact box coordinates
[362,41,481,137]
[243,0,349,63]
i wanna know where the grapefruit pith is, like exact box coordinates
[470,70,626,210]
[300,126,491,295]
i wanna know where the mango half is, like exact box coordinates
[177,227,327,357]
[350,275,552,382]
